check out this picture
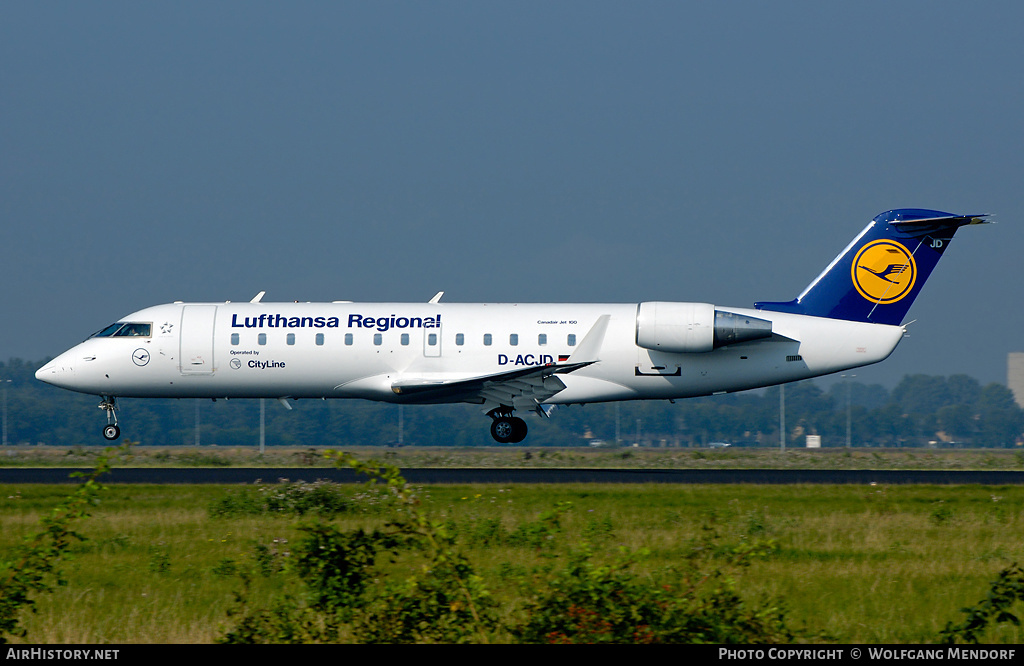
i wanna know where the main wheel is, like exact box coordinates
[103,424,121,441]
[490,417,528,444]
[490,418,516,443]
[509,417,528,443]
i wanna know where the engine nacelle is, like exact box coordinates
[636,302,772,353]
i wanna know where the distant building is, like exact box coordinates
[1008,353,1024,407]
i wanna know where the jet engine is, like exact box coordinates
[635,302,772,353]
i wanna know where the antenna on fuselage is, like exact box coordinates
[250,291,266,303]
[428,291,444,304]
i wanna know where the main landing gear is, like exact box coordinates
[489,408,527,444]
[99,397,120,440]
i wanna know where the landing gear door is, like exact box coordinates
[179,305,217,375]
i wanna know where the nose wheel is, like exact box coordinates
[99,397,120,441]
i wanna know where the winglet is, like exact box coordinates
[568,314,611,364]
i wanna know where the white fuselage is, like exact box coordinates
[36,301,905,407]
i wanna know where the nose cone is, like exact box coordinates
[35,353,78,390]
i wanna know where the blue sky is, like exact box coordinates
[2,2,1021,388]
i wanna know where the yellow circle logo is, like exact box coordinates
[851,240,916,304]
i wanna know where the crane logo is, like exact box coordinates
[851,240,917,304]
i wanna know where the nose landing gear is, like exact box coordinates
[99,397,120,440]
[488,408,527,444]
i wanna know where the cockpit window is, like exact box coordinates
[115,323,152,337]
[92,323,125,338]
[91,322,152,338]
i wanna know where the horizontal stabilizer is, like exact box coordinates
[889,213,989,228]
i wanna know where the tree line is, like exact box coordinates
[3,358,1022,448]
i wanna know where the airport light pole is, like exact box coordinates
[779,383,786,452]
[1,379,10,447]
[259,399,266,455]
[615,402,621,446]
[841,374,856,448]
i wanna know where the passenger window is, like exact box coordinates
[510,334,518,346]
[287,333,295,345]
[401,333,410,346]
[568,334,577,346]
[373,333,382,346]
[316,333,325,346]
[484,334,492,346]
[456,333,464,346]
[344,333,353,345]
[538,333,547,346]
[258,333,267,346]
[231,333,239,345]
[428,333,437,346]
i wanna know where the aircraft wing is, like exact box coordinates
[390,360,594,409]
[391,314,611,411]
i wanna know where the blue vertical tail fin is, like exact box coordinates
[754,209,989,325]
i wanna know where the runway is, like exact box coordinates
[2,468,1024,485]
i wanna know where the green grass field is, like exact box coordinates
[2,470,1024,643]
[3,444,1024,470]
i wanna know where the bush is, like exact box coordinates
[941,563,1024,644]
[511,545,792,644]
[0,445,125,643]
[219,454,796,644]
[209,480,354,518]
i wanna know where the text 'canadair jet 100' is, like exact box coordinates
[37,209,989,443]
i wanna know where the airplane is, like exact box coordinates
[36,208,988,444]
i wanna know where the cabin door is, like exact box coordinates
[179,305,218,375]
